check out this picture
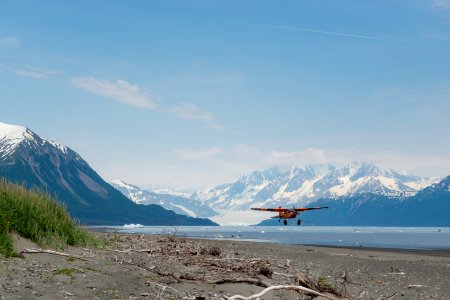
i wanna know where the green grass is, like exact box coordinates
[317,276,335,293]
[0,179,96,257]
[53,268,77,278]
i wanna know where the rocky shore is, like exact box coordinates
[1,232,449,299]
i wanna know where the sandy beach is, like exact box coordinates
[1,232,449,300]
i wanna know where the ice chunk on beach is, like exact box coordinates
[123,224,144,229]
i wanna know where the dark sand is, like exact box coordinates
[1,233,449,299]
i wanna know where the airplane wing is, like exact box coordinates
[294,206,329,212]
[251,207,287,212]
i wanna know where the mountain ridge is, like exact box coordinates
[258,175,450,226]
[0,122,216,226]
[2,121,445,227]
[109,179,218,218]
[193,163,436,208]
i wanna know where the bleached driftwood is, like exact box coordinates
[273,271,295,278]
[205,257,265,262]
[156,284,181,299]
[109,248,132,254]
[224,284,336,300]
[21,248,91,262]
[120,259,156,272]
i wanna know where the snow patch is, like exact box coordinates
[170,204,197,217]
[329,176,353,196]
[46,140,68,154]
[123,224,144,228]
[404,178,438,190]
[0,122,72,158]
[0,122,35,157]
[110,179,135,190]
[277,177,322,202]
[273,183,288,199]
[376,176,400,191]
[0,122,29,139]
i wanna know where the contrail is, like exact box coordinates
[261,24,384,41]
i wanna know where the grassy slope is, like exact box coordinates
[0,179,94,257]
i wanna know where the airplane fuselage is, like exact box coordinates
[278,210,297,219]
[272,210,301,225]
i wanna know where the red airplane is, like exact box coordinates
[251,206,329,225]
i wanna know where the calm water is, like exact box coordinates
[98,226,450,250]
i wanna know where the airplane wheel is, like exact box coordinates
[283,220,287,225]
[297,219,301,226]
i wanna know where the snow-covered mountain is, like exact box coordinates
[141,184,197,198]
[0,122,73,164]
[109,179,218,218]
[192,163,437,225]
[259,175,450,227]
[0,122,216,226]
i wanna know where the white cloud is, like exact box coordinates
[0,36,21,48]
[105,144,450,189]
[172,146,225,161]
[10,65,62,78]
[171,102,214,121]
[233,144,263,159]
[71,77,158,109]
[432,0,450,9]
[267,148,329,165]
[264,148,450,177]
[173,145,450,182]
[171,102,224,129]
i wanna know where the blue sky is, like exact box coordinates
[1,0,450,187]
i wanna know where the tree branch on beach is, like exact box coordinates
[100,234,365,299]
[224,284,336,300]
[21,248,91,261]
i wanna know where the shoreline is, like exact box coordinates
[3,231,448,299]
[143,234,450,256]
[301,244,450,257]
[86,225,450,253]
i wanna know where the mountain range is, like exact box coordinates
[258,175,450,226]
[190,164,437,225]
[2,121,448,227]
[0,122,216,226]
[109,179,217,218]
[109,163,446,226]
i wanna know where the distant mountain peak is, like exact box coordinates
[0,121,216,226]
[0,121,73,160]
[0,122,36,155]
[193,163,438,219]
[0,122,29,136]
[109,179,218,218]
[109,179,137,190]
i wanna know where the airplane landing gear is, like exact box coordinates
[283,220,287,225]
[297,219,301,226]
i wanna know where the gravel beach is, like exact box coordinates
[1,233,449,299]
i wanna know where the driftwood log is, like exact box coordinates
[224,284,336,300]
[21,248,91,262]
